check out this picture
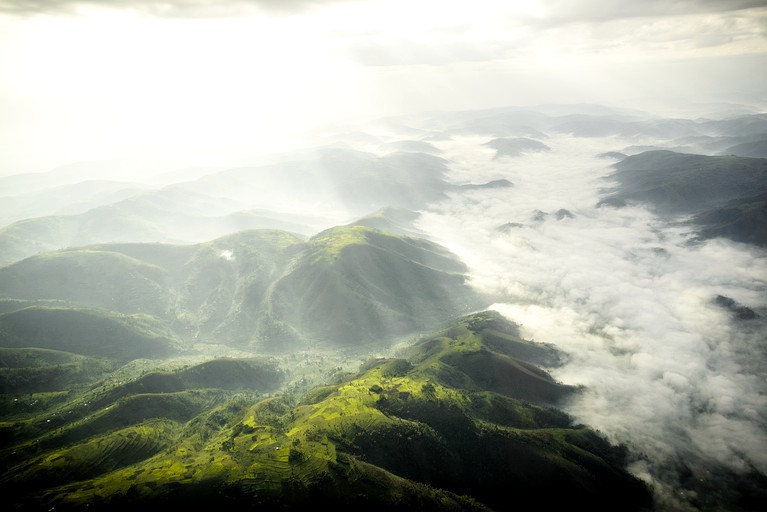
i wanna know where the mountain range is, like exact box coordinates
[2,104,767,511]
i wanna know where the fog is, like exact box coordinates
[2,112,765,507]
[410,133,767,509]
[1,1,766,509]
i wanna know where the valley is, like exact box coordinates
[1,105,766,511]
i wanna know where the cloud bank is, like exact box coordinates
[414,133,767,509]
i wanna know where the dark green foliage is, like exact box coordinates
[0,307,182,360]
[0,250,172,315]
[0,347,115,394]
[0,311,654,511]
[2,419,179,495]
[94,358,285,406]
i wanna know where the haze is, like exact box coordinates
[0,0,766,175]
[1,2,767,511]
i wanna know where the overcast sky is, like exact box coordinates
[0,0,766,175]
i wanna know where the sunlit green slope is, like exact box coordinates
[2,311,652,511]
[0,357,286,496]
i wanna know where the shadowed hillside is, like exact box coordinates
[598,150,767,246]
[0,307,183,361]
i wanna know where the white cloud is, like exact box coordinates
[414,132,767,506]
[0,0,764,175]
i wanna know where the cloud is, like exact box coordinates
[538,0,767,24]
[410,129,767,509]
[0,0,357,17]
[341,1,767,68]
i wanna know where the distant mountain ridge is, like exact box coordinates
[598,150,767,246]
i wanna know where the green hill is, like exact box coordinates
[264,225,484,349]
[0,250,173,316]
[0,347,116,394]
[0,311,652,511]
[598,150,767,246]
[345,207,424,237]
[599,150,767,215]
[0,226,484,353]
[0,307,183,361]
[92,358,286,407]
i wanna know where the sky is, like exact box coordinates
[0,0,766,175]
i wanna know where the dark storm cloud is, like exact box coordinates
[0,0,357,17]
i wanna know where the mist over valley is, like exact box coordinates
[2,1,767,510]
[1,103,766,511]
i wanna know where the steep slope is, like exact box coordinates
[345,207,424,237]
[0,199,321,266]
[0,357,286,477]
[1,311,652,511]
[264,225,485,350]
[0,147,493,266]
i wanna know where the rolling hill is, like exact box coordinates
[598,150,767,246]
[0,307,183,361]
[0,311,652,511]
[0,225,486,353]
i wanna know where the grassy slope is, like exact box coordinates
[0,250,173,316]
[0,357,286,489]
[3,311,652,511]
[0,347,116,394]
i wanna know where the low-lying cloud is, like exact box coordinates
[415,134,767,509]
